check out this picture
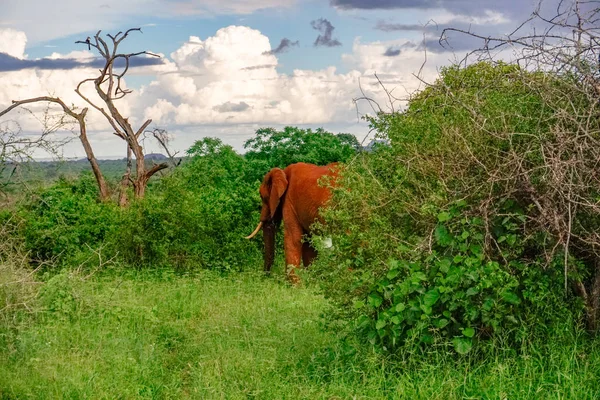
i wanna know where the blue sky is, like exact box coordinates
[0,0,533,157]
[21,1,429,75]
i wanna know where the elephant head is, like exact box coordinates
[246,168,288,272]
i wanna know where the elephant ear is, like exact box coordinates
[268,168,288,219]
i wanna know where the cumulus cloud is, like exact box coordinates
[311,18,342,47]
[342,37,453,98]
[1,25,459,157]
[134,26,361,127]
[0,28,27,58]
[136,25,456,133]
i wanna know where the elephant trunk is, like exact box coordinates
[263,221,276,273]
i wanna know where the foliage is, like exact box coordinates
[313,61,594,353]
[17,173,120,268]
[244,126,357,180]
[117,138,262,271]
[356,202,574,353]
[37,270,80,318]
[8,127,358,273]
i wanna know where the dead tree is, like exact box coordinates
[0,28,168,203]
[440,0,600,331]
[74,28,167,200]
[441,0,599,95]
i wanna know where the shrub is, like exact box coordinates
[312,62,593,353]
[117,138,263,271]
[17,173,120,269]
[354,202,574,353]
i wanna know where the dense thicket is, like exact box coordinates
[9,127,357,271]
[312,62,599,353]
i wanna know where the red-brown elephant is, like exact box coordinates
[246,162,337,283]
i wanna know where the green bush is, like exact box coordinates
[11,128,357,273]
[354,202,573,354]
[312,62,592,353]
[17,173,120,268]
[117,138,263,271]
[37,270,80,318]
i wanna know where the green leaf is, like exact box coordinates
[502,291,521,305]
[386,268,400,280]
[434,318,449,328]
[438,258,451,274]
[462,327,475,338]
[420,305,433,315]
[395,303,406,312]
[437,212,451,222]
[353,300,365,309]
[375,320,387,330]
[421,334,434,344]
[453,337,473,354]
[423,289,440,307]
[466,287,479,296]
[435,225,452,246]
[412,271,427,281]
[368,293,383,308]
[482,297,494,311]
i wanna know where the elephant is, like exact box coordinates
[245,162,338,283]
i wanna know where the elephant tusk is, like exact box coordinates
[245,222,263,239]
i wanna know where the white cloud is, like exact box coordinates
[342,37,454,109]
[134,26,363,127]
[134,26,457,136]
[1,26,457,157]
[0,28,27,58]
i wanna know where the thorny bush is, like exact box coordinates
[313,61,597,354]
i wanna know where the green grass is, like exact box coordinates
[1,268,599,399]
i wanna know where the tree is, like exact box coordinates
[336,133,362,151]
[0,28,168,203]
[243,126,357,180]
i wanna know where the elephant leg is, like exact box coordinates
[302,241,317,267]
[283,223,303,284]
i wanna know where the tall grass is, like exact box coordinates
[1,268,598,399]
[0,219,39,327]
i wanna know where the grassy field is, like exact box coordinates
[1,268,599,399]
